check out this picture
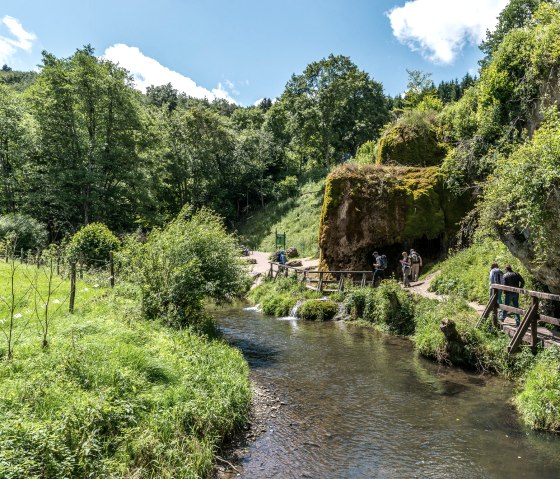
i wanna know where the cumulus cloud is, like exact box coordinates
[0,15,36,65]
[387,0,509,63]
[103,43,235,103]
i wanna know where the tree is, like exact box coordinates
[27,46,148,233]
[480,0,551,63]
[403,69,436,108]
[146,83,179,112]
[279,54,388,170]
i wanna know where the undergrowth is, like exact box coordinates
[0,262,250,478]
[238,176,325,257]
[248,276,320,316]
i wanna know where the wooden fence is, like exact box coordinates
[268,262,374,293]
[479,283,560,354]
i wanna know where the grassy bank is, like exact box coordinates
[427,237,534,303]
[238,177,325,257]
[0,261,250,478]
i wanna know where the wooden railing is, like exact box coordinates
[478,283,560,354]
[268,262,374,293]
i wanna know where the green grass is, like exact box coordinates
[297,299,338,321]
[238,177,325,257]
[427,237,534,304]
[0,261,250,478]
[248,276,321,316]
[515,347,560,432]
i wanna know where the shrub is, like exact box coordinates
[0,214,47,253]
[515,347,560,432]
[66,222,120,264]
[273,175,299,199]
[344,280,415,334]
[298,299,338,321]
[135,207,247,325]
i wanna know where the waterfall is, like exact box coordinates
[278,300,305,320]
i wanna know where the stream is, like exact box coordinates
[216,306,560,479]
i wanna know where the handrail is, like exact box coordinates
[490,283,560,302]
[269,262,373,275]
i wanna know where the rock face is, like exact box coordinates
[319,164,469,271]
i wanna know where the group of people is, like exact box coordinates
[372,249,423,287]
[489,263,525,326]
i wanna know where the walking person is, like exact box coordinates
[489,263,503,305]
[372,251,387,287]
[409,249,423,282]
[501,265,525,326]
[400,251,411,287]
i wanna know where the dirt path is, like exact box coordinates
[244,251,319,277]
[407,270,486,314]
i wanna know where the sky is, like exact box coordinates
[1,0,509,105]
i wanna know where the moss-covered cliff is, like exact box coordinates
[319,164,469,270]
[376,110,447,167]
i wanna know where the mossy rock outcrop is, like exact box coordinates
[376,111,447,167]
[319,164,470,271]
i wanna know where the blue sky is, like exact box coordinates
[1,0,508,105]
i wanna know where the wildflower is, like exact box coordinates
[14,313,22,319]
[53,299,60,304]
[93,284,100,288]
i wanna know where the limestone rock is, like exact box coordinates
[318,164,470,271]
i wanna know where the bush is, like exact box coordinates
[66,222,120,264]
[248,276,321,316]
[298,299,338,321]
[135,207,247,325]
[0,214,47,253]
[515,347,560,432]
[344,280,415,334]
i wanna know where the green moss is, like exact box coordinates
[377,110,447,167]
[298,299,339,321]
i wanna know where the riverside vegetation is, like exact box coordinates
[0,210,250,478]
[248,236,560,432]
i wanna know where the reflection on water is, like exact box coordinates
[217,307,560,479]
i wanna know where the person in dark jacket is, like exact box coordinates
[501,265,525,326]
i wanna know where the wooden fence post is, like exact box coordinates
[79,254,84,279]
[69,262,76,313]
[20,248,24,264]
[110,251,115,288]
[531,296,539,350]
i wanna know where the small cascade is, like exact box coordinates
[279,300,305,320]
[334,301,348,321]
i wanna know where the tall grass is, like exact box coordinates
[238,177,325,257]
[428,237,534,303]
[0,262,250,478]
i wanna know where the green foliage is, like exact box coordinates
[481,110,560,263]
[135,208,247,325]
[412,297,535,374]
[0,214,47,252]
[377,109,447,167]
[354,140,378,165]
[248,276,320,316]
[0,262,250,478]
[428,237,534,303]
[344,280,415,334]
[297,299,338,321]
[515,347,560,431]
[66,222,120,263]
[239,176,325,257]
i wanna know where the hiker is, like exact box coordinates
[409,249,423,282]
[489,263,503,305]
[372,251,387,286]
[279,250,287,265]
[501,265,525,326]
[400,251,411,287]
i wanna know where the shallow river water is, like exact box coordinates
[216,306,560,479]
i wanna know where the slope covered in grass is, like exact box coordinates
[238,177,325,257]
[0,262,250,478]
[427,237,534,304]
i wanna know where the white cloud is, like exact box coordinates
[0,15,36,66]
[387,0,509,64]
[103,43,236,103]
